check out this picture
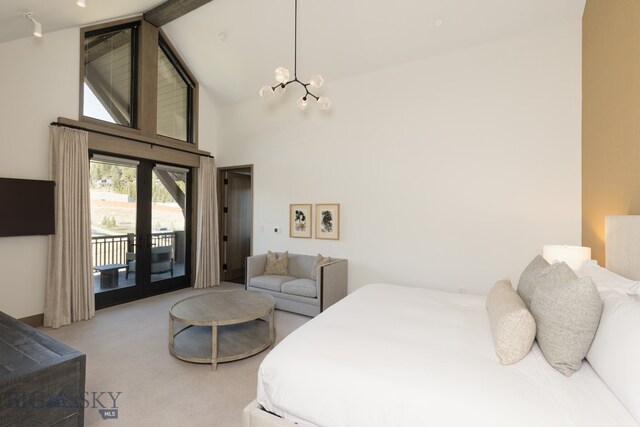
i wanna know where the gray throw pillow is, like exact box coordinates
[517,255,550,307]
[518,256,576,308]
[486,280,536,365]
[530,276,603,376]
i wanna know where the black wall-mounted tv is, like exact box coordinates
[0,178,55,237]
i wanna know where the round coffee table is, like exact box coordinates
[169,290,276,370]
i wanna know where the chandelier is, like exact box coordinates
[259,0,331,110]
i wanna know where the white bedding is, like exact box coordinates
[257,283,638,427]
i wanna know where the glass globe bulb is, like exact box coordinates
[317,96,332,110]
[259,86,274,99]
[297,97,309,111]
[309,74,325,88]
[274,84,286,96]
[275,67,290,84]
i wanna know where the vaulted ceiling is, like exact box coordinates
[0,0,163,41]
[1,0,585,105]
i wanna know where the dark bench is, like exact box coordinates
[0,311,85,426]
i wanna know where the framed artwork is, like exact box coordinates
[290,204,312,238]
[316,204,340,240]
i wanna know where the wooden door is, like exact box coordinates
[222,171,251,282]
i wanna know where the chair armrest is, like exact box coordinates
[319,259,348,311]
[246,254,267,287]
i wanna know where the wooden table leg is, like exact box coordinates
[269,308,275,345]
[211,322,218,371]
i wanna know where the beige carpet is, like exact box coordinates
[41,283,309,427]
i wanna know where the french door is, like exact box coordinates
[89,153,191,309]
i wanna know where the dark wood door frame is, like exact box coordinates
[218,165,253,283]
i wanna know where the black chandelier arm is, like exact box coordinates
[270,78,320,101]
[304,89,319,101]
[270,80,297,91]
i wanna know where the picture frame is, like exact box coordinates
[290,204,312,238]
[315,203,340,240]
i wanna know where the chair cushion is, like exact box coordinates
[264,251,289,275]
[281,278,317,298]
[250,275,296,292]
[287,254,315,279]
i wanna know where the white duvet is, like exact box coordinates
[257,283,638,427]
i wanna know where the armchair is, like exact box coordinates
[125,246,174,279]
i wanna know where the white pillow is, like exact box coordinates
[586,290,640,423]
[576,260,640,294]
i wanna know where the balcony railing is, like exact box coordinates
[91,232,177,268]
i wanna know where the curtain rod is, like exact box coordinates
[49,121,214,159]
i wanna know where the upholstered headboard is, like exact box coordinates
[605,215,640,280]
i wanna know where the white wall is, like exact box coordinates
[0,28,220,319]
[0,29,79,319]
[217,21,583,295]
[0,19,580,317]
[198,87,221,154]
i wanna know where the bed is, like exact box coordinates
[244,216,640,426]
[247,283,637,427]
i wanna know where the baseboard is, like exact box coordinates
[19,313,44,327]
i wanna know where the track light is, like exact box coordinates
[33,20,42,37]
[24,13,42,38]
[77,0,86,7]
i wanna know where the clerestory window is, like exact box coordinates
[83,23,138,128]
[157,37,194,143]
[80,19,197,145]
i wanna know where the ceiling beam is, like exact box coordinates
[154,170,186,212]
[144,0,213,27]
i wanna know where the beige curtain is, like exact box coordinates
[44,126,94,328]
[194,157,220,288]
